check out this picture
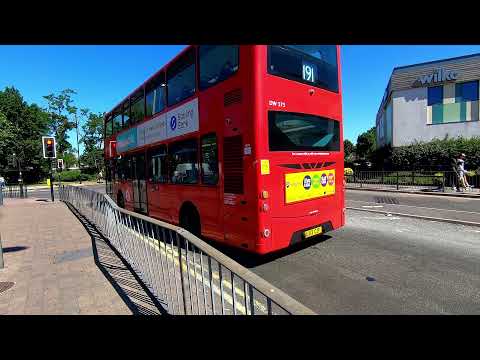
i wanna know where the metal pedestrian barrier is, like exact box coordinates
[1,185,28,199]
[59,185,315,315]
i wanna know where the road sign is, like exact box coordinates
[42,136,56,159]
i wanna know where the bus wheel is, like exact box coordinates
[180,204,201,239]
[117,192,125,209]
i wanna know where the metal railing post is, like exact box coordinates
[0,233,4,269]
[396,171,399,190]
[412,171,415,187]
[442,172,445,192]
[59,184,316,315]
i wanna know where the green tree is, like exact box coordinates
[0,87,51,183]
[43,89,77,157]
[356,127,376,161]
[80,111,104,172]
[344,139,356,163]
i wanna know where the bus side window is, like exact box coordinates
[131,91,145,124]
[146,72,166,117]
[201,133,219,185]
[167,48,196,107]
[169,139,199,184]
[123,100,130,129]
[199,45,239,90]
[148,145,168,183]
[105,117,113,138]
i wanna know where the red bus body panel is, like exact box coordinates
[104,45,344,255]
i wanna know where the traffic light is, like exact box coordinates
[57,159,64,171]
[42,136,57,158]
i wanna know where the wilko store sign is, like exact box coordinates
[117,98,199,153]
[414,68,458,87]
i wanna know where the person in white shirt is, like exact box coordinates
[457,153,471,190]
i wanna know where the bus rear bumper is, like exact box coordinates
[263,216,340,254]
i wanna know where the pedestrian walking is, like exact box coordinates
[457,153,472,191]
[0,175,5,189]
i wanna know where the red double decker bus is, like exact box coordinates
[104,45,344,255]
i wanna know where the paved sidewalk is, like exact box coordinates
[0,197,132,315]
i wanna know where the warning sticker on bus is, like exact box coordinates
[285,170,335,204]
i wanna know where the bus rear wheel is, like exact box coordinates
[117,192,125,209]
[179,205,201,238]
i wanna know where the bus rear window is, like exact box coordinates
[268,45,338,93]
[268,111,340,152]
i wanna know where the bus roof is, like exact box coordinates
[105,44,194,119]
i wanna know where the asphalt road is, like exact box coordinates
[244,209,480,314]
[346,189,480,224]
[26,184,106,199]
[27,184,480,314]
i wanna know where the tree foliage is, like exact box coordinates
[43,89,77,157]
[0,87,52,183]
[80,111,104,172]
[356,127,376,160]
[391,137,480,171]
[343,139,356,163]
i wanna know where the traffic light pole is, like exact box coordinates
[50,160,55,202]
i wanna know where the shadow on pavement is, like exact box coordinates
[64,202,169,316]
[202,234,333,269]
[2,246,29,253]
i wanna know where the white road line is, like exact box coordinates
[349,199,480,215]
[361,205,384,208]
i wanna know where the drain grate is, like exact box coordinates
[0,281,15,293]
[374,196,399,205]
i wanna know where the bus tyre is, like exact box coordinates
[117,192,125,209]
[180,204,201,238]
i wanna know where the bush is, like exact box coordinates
[344,168,354,176]
[390,136,480,171]
[56,170,90,182]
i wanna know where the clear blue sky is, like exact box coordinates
[2,45,480,152]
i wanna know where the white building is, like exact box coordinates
[376,53,480,148]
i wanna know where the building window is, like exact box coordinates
[455,81,479,103]
[427,86,443,106]
[146,73,166,117]
[148,145,168,183]
[201,133,219,185]
[167,48,196,107]
[169,139,199,184]
[199,46,239,90]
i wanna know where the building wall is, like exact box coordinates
[392,86,480,147]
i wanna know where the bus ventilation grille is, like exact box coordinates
[223,135,244,194]
[224,89,242,107]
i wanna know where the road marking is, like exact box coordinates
[349,199,480,215]
[122,226,269,314]
[361,205,384,208]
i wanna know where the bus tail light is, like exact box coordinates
[261,190,269,199]
[262,228,271,238]
[262,203,269,212]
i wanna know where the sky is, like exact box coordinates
[2,45,480,152]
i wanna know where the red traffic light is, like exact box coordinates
[42,136,56,158]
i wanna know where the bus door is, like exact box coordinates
[132,154,148,214]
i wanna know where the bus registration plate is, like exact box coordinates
[304,226,322,238]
